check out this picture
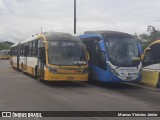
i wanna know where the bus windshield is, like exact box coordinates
[48,40,87,66]
[105,37,140,67]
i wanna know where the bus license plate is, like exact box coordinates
[67,77,74,80]
[126,77,132,80]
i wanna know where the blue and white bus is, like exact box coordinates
[79,31,142,82]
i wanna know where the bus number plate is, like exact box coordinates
[67,77,74,80]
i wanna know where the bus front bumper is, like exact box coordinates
[44,70,88,81]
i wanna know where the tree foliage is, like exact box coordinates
[0,41,14,51]
[138,25,160,50]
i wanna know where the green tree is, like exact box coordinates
[0,41,14,51]
[139,33,149,41]
[139,25,160,50]
[147,25,160,41]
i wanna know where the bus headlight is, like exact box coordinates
[48,66,57,74]
[109,65,119,76]
[138,69,142,75]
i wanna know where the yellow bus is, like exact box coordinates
[10,32,88,81]
[0,50,10,59]
[142,40,160,67]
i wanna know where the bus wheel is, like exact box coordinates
[37,77,43,82]
[10,61,13,67]
[35,66,38,78]
[22,63,25,74]
[36,70,42,82]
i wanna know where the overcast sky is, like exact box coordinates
[0,0,160,43]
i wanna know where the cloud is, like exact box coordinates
[0,0,160,42]
[0,0,8,14]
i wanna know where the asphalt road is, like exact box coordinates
[0,60,160,120]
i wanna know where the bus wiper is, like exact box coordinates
[74,62,82,67]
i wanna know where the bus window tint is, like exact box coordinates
[150,44,160,62]
[105,37,140,67]
[48,41,87,66]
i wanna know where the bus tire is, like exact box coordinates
[22,63,25,74]
[37,77,43,82]
[10,60,13,67]
[35,68,42,82]
[35,66,38,78]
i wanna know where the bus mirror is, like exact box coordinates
[44,41,48,51]
[137,42,143,55]
[141,54,144,60]
[43,41,46,44]
[24,46,29,56]
[146,47,151,51]
[87,52,90,61]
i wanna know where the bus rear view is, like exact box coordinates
[79,31,142,82]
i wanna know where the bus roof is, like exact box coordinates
[147,40,160,47]
[21,35,39,44]
[20,32,80,44]
[44,32,80,41]
[11,32,81,47]
[144,40,160,52]
[84,30,133,38]
[11,42,20,48]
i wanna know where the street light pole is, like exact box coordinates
[74,0,76,34]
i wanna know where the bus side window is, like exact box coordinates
[143,49,151,67]
[42,47,46,63]
[93,42,99,66]
[83,38,100,65]
[150,44,160,63]
[24,43,29,57]
[10,49,12,56]
[32,40,36,57]
[83,38,99,64]
[38,39,46,63]
[83,37,107,70]
[29,42,33,57]
[93,42,107,70]
[99,50,107,70]
[38,47,46,62]
[83,40,92,61]
[144,49,151,62]
[35,40,38,56]
[23,44,25,56]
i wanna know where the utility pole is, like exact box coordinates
[74,0,76,34]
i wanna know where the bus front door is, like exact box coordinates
[37,47,45,79]
[17,52,19,69]
[17,46,20,69]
